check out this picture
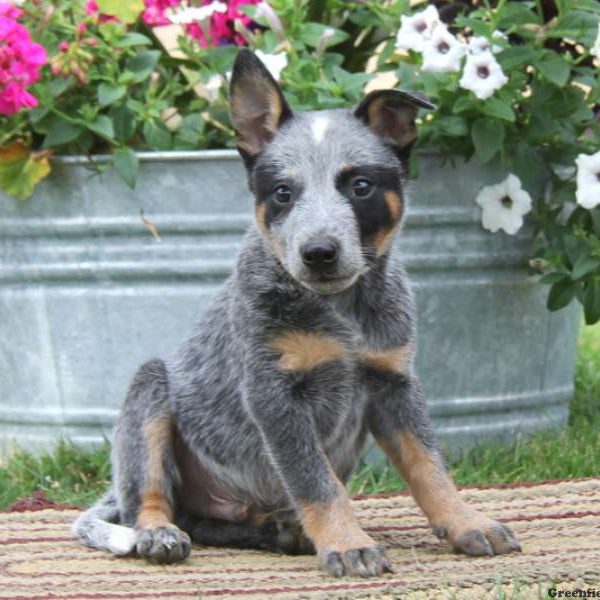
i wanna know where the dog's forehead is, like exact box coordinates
[261,110,398,178]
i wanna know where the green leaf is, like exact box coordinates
[537,52,571,87]
[453,96,476,114]
[43,119,82,147]
[87,115,115,141]
[592,209,600,238]
[480,97,515,122]
[540,272,569,285]
[97,0,143,23]
[297,23,349,48]
[98,83,127,107]
[547,278,577,311]
[125,50,161,83]
[143,120,172,150]
[113,147,139,189]
[436,116,468,137]
[116,32,152,47]
[583,279,600,325]
[548,11,598,45]
[47,78,72,98]
[564,234,590,267]
[572,254,600,280]
[497,47,538,71]
[471,119,504,163]
[112,104,136,142]
[512,144,547,197]
[0,143,51,200]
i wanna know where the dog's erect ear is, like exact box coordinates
[229,49,293,162]
[354,89,435,153]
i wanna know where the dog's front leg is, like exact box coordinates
[366,373,521,556]
[243,360,392,578]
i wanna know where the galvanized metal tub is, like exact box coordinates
[0,151,580,453]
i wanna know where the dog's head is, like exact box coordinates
[230,49,434,295]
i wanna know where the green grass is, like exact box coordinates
[1,324,599,510]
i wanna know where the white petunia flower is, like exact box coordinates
[575,151,600,210]
[592,23,600,61]
[255,50,288,80]
[476,174,532,235]
[169,1,226,24]
[202,74,224,103]
[422,24,466,73]
[459,50,508,99]
[395,5,440,53]
[468,30,506,55]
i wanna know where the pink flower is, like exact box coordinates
[59,41,69,52]
[142,0,181,26]
[77,22,88,36]
[183,0,260,47]
[0,3,22,20]
[0,11,47,115]
[85,1,99,16]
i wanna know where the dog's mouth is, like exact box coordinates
[300,272,361,295]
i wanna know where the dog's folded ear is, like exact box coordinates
[354,89,436,154]
[229,49,293,162]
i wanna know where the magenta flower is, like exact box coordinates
[182,0,261,47]
[142,0,182,26]
[0,6,48,116]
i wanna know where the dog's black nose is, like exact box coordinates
[301,239,339,270]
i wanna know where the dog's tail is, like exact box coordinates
[72,491,137,556]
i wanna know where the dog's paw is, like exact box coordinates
[321,544,393,578]
[136,526,191,564]
[434,517,521,556]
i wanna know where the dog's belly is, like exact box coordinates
[172,381,367,523]
[174,432,286,522]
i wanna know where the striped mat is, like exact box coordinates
[1,479,599,599]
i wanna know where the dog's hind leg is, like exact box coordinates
[112,359,191,564]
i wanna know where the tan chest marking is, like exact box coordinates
[360,343,411,374]
[270,331,347,372]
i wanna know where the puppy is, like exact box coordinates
[73,50,520,578]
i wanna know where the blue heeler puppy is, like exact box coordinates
[73,50,521,578]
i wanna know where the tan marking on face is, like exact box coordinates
[360,344,411,374]
[378,431,488,539]
[137,414,174,530]
[299,469,374,555]
[372,191,403,257]
[255,202,268,236]
[270,331,347,372]
[384,191,403,223]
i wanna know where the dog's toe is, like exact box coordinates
[136,526,191,564]
[323,545,392,578]
[449,520,521,556]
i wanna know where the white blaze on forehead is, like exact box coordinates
[311,116,330,144]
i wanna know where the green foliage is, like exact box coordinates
[0,440,111,509]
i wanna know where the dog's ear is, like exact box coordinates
[230,49,293,163]
[354,89,435,154]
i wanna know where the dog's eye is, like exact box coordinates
[274,185,292,204]
[353,178,373,198]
